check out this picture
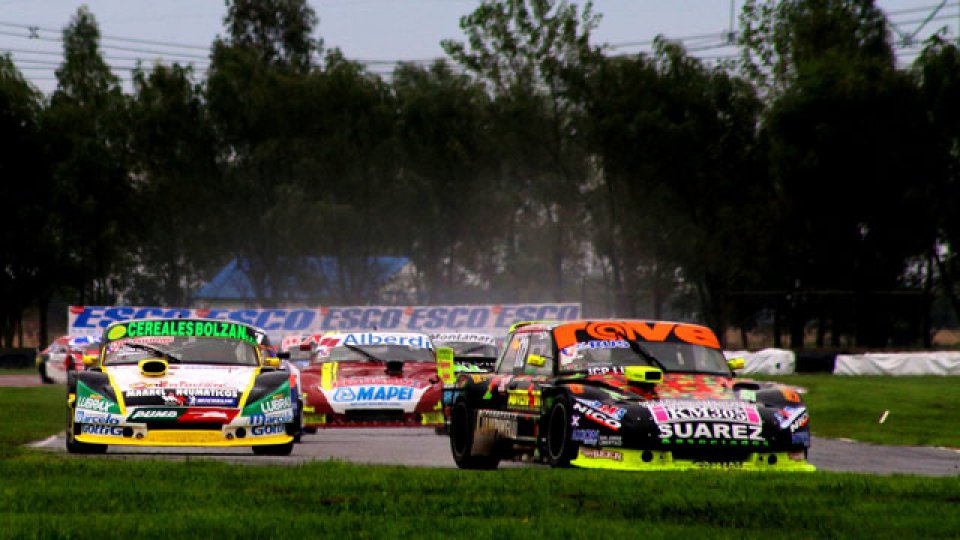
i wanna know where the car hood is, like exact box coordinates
[106,364,258,407]
[583,372,738,401]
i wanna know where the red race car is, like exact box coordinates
[300,332,445,428]
[37,335,99,384]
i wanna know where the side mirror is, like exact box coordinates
[82,355,98,367]
[277,351,290,360]
[727,358,745,371]
[526,354,546,367]
[264,356,281,368]
[436,347,455,384]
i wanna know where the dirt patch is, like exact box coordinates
[0,374,44,387]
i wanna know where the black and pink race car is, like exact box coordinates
[445,320,814,471]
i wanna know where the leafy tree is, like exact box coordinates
[44,6,132,306]
[0,56,53,345]
[914,37,960,331]
[756,2,937,347]
[392,60,498,303]
[223,0,320,72]
[443,0,600,301]
[739,0,892,93]
[126,64,222,306]
[306,51,402,304]
[577,39,769,342]
[210,0,397,305]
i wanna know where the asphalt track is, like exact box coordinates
[27,429,960,476]
[8,375,959,475]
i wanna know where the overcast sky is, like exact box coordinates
[0,0,954,93]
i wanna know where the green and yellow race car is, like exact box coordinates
[66,318,298,455]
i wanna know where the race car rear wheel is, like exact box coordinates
[449,401,499,470]
[252,441,294,456]
[291,398,304,443]
[545,397,578,468]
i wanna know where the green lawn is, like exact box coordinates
[1,379,958,539]
[754,374,960,447]
[0,367,41,376]
[0,386,63,457]
[0,451,958,539]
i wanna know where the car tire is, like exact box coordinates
[291,399,304,443]
[545,396,579,468]
[39,363,54,384]
[449,401,499,470]
[252,442,294,456]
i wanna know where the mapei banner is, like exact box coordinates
[68,303,582,341]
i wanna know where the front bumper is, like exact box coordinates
[303,410,444,428]
[571,447,816,472]
[74,423,293,447]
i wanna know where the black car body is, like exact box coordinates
[445,320,814,471]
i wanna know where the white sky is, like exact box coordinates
[0,0,955,93]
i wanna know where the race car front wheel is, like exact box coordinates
[545,397,578,467]
[449,401,499,470]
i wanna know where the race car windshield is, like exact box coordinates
[440,342,498,358]
[327,344,434,363]
[103,336,259,366]
[558,339,730,375]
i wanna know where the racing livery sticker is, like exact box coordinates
[573,398,623,430]
[73,410,121,425]
[106,319,258,345]
[476,410,519,439]
[507,389,541,410]
[340,333,432,349]
[581,448,623,461]
[430,333,498,345]
[644,399,766,443]
[128,408,181,422]
[75,380,121,414]
[242,381,293,417]
[553,321,721,351]
[321,381,431,412]
[332,385,415,403]
[80,424,124,437]
[109,365,257,408]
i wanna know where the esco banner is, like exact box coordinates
[68,303,581,342]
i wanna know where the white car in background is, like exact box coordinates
[37,335,98,384]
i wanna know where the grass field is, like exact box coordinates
[0,386,63,457]
[1,380,958,539]
[0,367,40,376]
[753,374,960,447]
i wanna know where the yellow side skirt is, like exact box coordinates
[571,447,816,472]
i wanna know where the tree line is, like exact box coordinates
[3,0,960,350]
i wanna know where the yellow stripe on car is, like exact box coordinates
[321,362,337,390]
[570,447,816,472]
